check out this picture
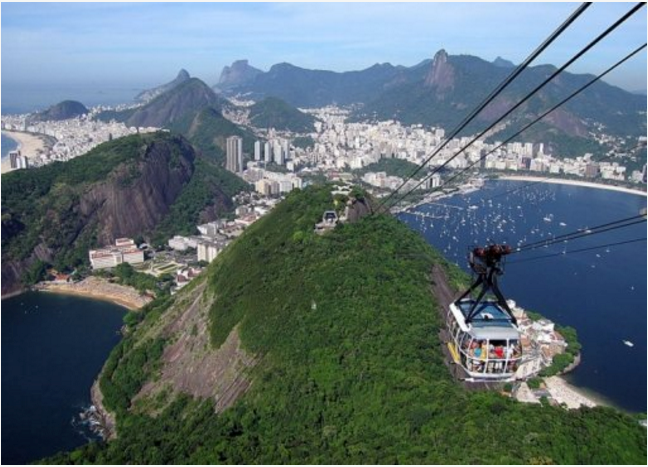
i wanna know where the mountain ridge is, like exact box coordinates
[216,51,645,155]
[135,69,192,103]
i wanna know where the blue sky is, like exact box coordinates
[2,2,647,92]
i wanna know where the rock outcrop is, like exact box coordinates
[1,134,200,296]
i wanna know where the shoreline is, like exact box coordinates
[1,130,50,174]
[544,375,600,410]
[36,276,152,311]
[497,175,647,197]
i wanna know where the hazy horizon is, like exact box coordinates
[2,2,646,102]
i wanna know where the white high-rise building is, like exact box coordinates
[273,141,283,165]
[281,139,289,161]
[254,141,261,161]
[197,240,222,263]
[226,136,243,173]
[264,141,272,163]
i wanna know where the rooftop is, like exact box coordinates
[454,299,519,340]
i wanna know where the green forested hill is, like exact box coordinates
[248,96,316,133]
[169,107,257,164]
[47,186,646,464]
[1,132,247,294]
[32,100,89,121]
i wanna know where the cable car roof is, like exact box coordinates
[450,300,519,340]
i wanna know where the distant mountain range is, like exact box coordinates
[216,51,646,155]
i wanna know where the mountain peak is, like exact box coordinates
[433,49,448,61]
[135,69,191,103]
[217,59,262,90]
[177,69,191,80]
[492,56,515,68]
[425,49,455,91]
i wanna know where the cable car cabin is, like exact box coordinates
[447,299,522,381]
[446,244,521,381]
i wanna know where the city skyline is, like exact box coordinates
[2,2,647,93]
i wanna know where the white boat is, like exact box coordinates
[623,340,634,347]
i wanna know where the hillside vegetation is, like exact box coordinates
[32,100,89,121]
[47,186,646,464]
[248,96,316,133]
[1,132,246,294]
[169,107,256,165]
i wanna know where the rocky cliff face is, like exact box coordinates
[216,59,263,91]
[81,138,194,245]
[424,49,455,94]
[1,134,196,296]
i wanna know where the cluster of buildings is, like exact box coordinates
[84,192,279,292]
[227,131,305,196]
[244,164,304,195]
[275,106,645,187]
[167,196,277,261]
[89,238,144,270]
[361,171,442,192]
[1,109,157,169]
[253,136,291,166]
[509,301,569,379]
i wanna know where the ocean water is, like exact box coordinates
[1,82,147,115]
[2,133,19,158]
[399,180,647,412]
[1,292,126,464]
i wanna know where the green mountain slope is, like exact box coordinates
[1,132,247,295]
[169,107,257,164]
[95,78,228,129]
[96,77,257,167]
[32,100,89,121]
[126,78,228,128]
[248,96,316,132]
[48,186,646,464]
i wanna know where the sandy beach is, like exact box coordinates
[38,276,152,311]
[1,130,49,174]
[498,175,647,197]
[515,376,600,409]
[544,376,598,409]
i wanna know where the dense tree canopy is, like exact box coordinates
[46,186,646,464]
